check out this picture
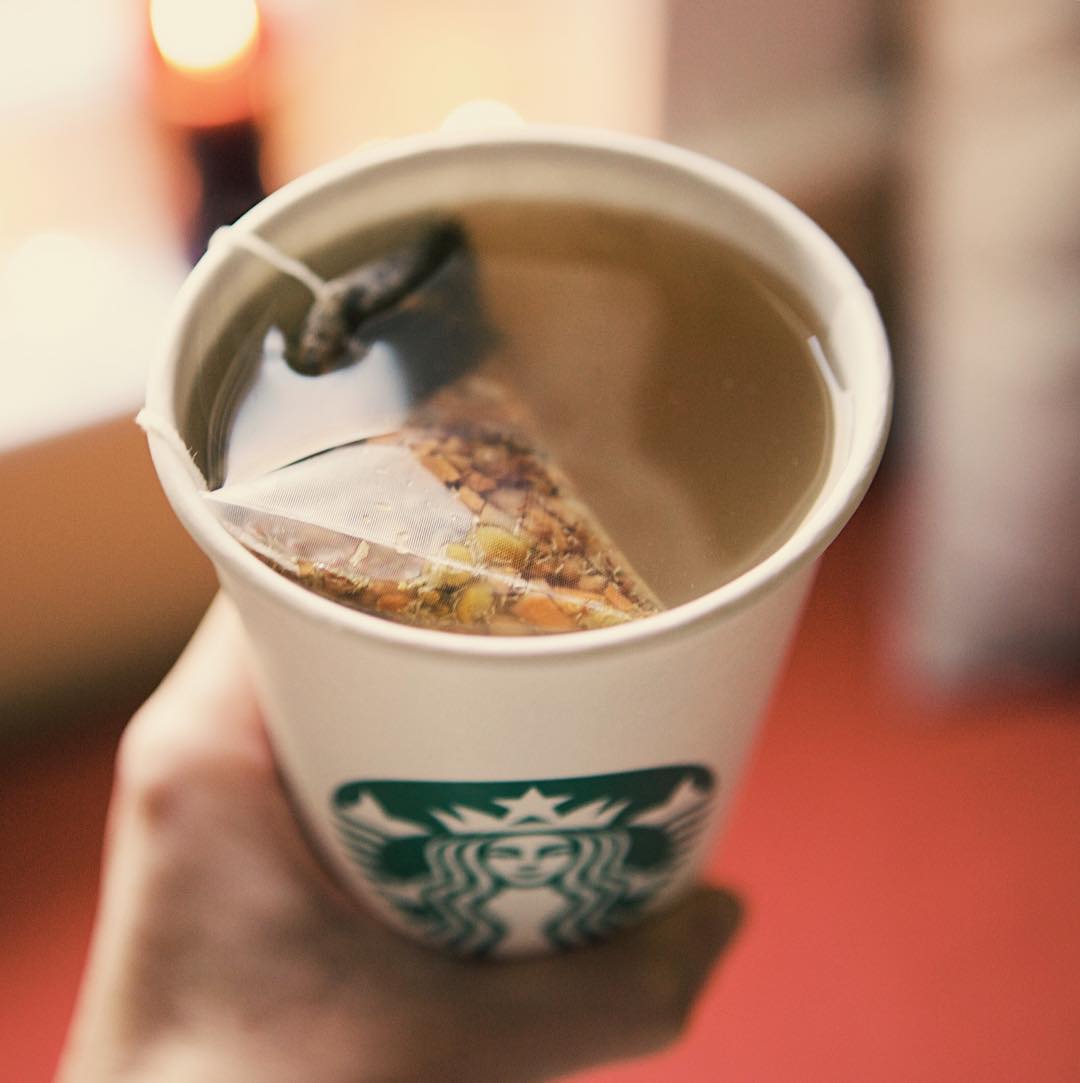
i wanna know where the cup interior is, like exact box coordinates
[149,128,890,641]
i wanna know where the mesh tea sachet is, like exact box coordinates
[204,223,663,635]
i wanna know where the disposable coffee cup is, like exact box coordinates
[143,113,890,958]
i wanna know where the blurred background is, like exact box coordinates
[1,2,1077,1080]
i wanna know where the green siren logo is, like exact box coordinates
[331,766,714,957]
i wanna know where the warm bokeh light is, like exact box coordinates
[1,233,115,343]
[0,231,184,448]
[149,0,259,74]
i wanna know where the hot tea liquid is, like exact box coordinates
[456,199,834,605]
[206,199,835,629]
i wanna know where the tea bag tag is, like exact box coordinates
[210,228,411,485]
[208,223,491,487]
[223,327,411,485]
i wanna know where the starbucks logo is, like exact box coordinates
[331,766,714,957]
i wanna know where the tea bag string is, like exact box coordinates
[136,228,333,490]
[209,226,330,301]
[137,230,336,492]
[135,408,209,492]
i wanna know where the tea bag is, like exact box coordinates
[205,224,663,635]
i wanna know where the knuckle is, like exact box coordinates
[117,703,269,830]
[115,706,195,826]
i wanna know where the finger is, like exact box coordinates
[112,594,279,851]
[555,884,743,1019]
[120,594,266,771]
[498,883,742,992]
[634,884,744,1022]
[146,594,262,749]
[70,599,269,1056]
[113,595,350,884]
[463,885,743,1078]
[637,883,744,970]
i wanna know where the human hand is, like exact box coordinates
[58,597,741,1083]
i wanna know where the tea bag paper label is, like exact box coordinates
[224,329,412,485]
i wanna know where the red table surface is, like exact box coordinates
[2,491,1078,1083]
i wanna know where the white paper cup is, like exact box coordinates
[144,120,890,958]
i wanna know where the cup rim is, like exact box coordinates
[146,122,892,659]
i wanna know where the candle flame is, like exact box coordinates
[150,0,260,75]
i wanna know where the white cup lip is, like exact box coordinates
[147,122,892,660]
